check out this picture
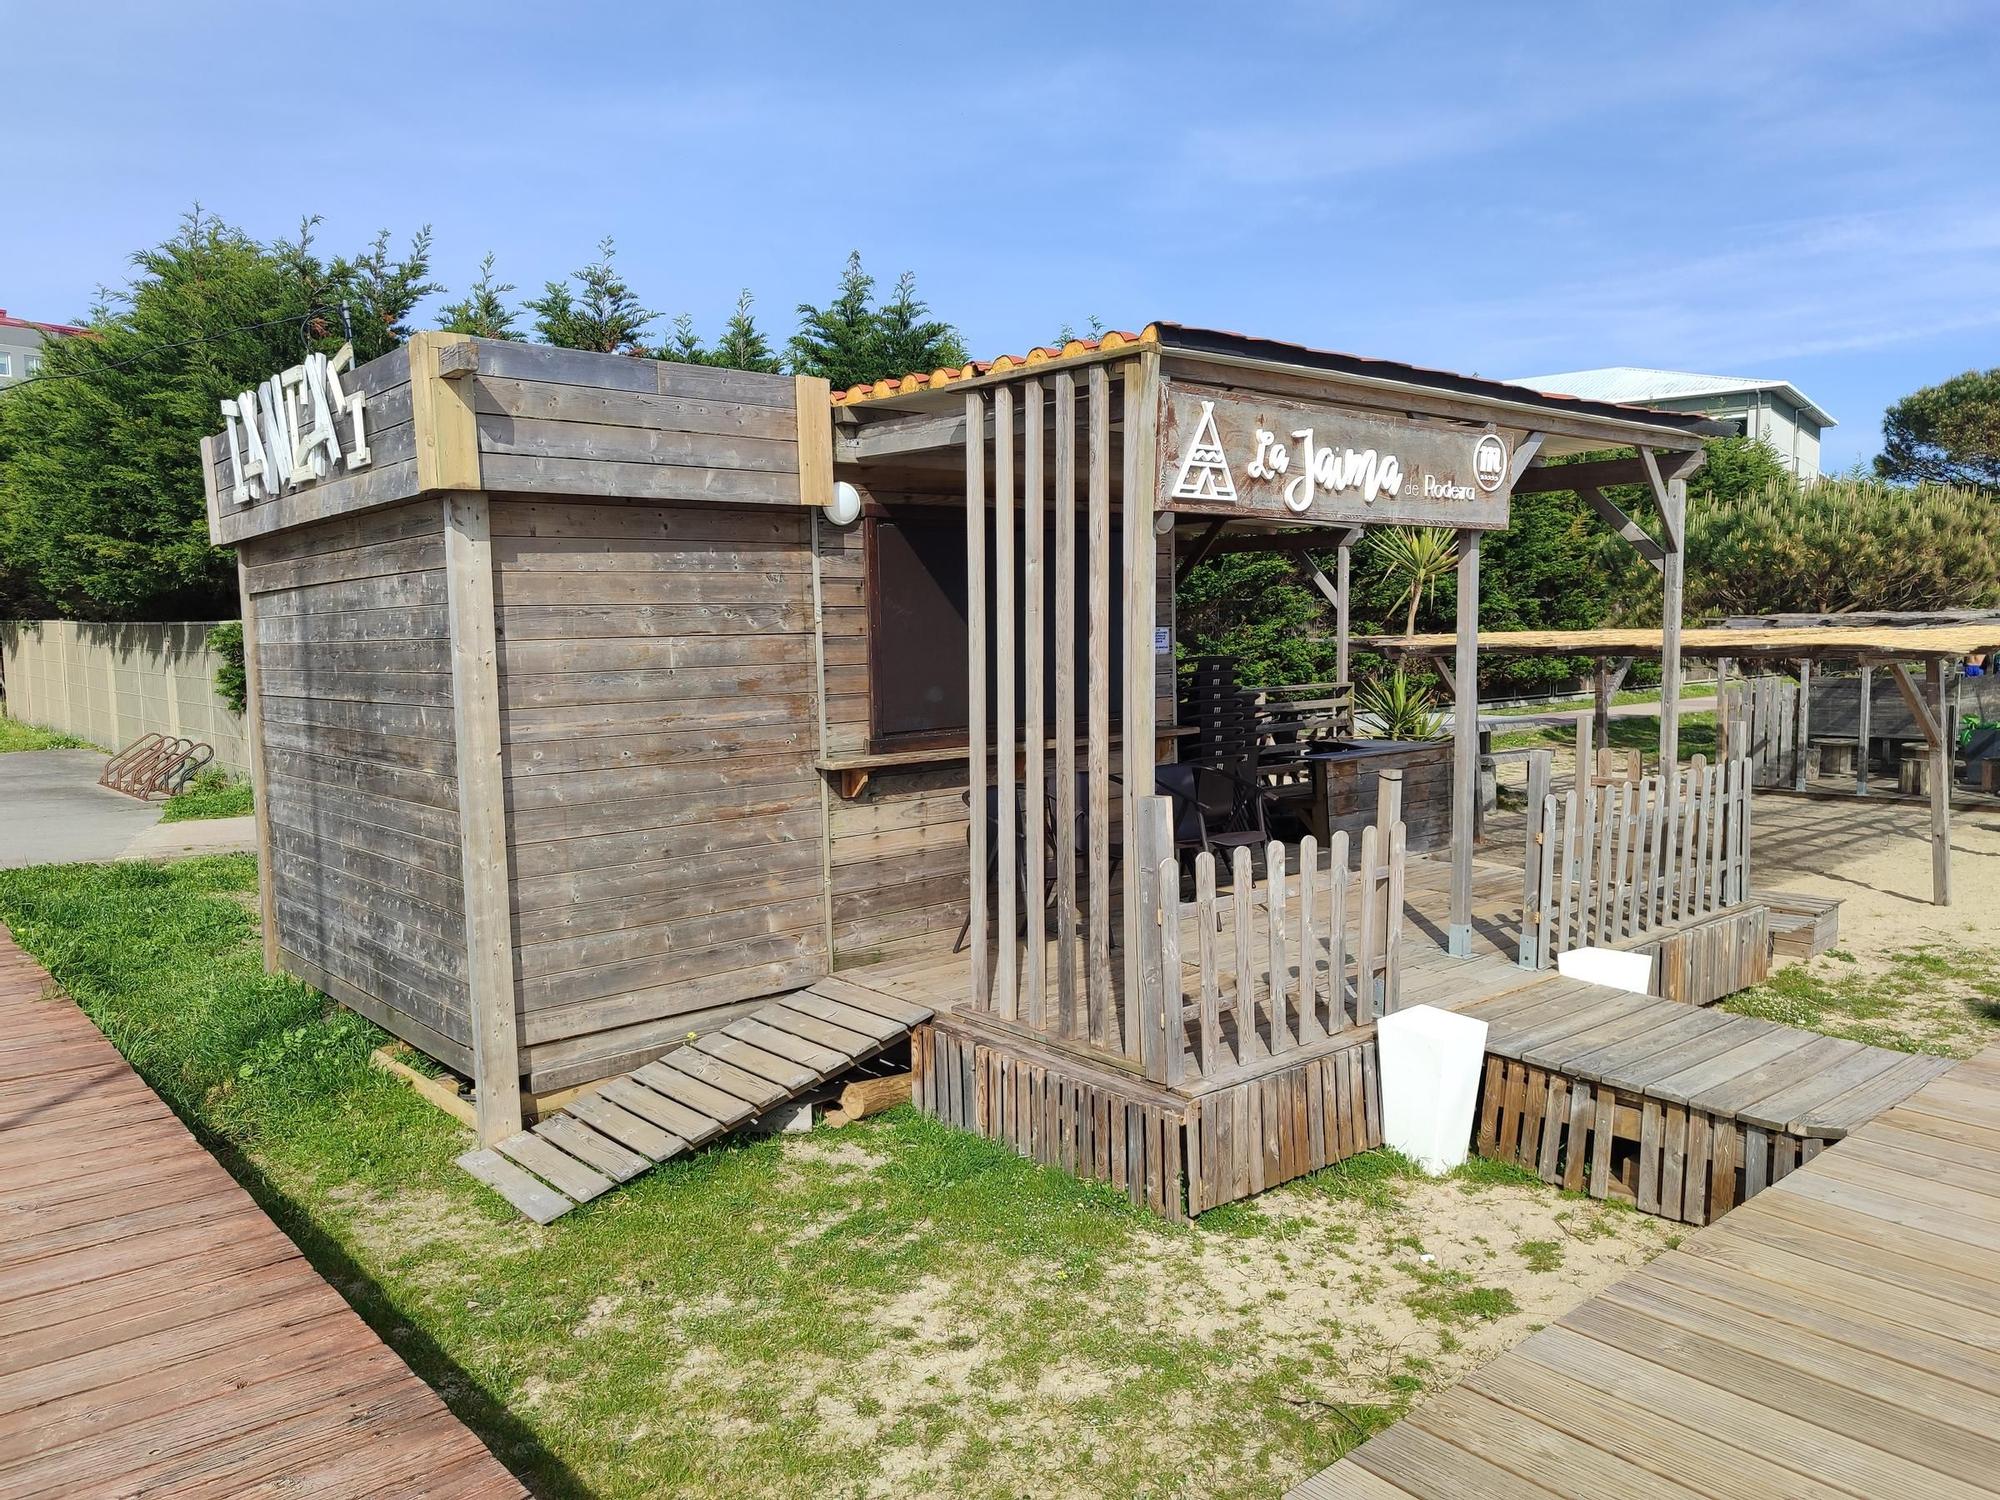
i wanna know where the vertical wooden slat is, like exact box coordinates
[1649,769,1672,927]
[1678,755,1706,920]
[1296,835,1324,1042]
[1519,752,1551,967]
[1574,781,1599,947]
[1594,780,1621,942]
[1535,794,1558,966]
[1553,789,1578,960]
[1622,777,1650,938]
[1158,855,1183,1086]
[1794,658,1812,791]
[994,385,1018,1020]
[1134,796,1173,1083]
[1120,355,1161,1050]
[1355,824,1380,1023]
[1266,842,1291,1055]
[1704,759,1726,913]
[1196,853,1221,1073]
[1021,379,1046,1029]
[1659,470,1686,767]
[1609,779,1635,940]
[1085,364,1113,1047]
[1232,846,1262,1062]
[965,391,990,1011]
[1053,373,1079,1035]
[1384,823,1406,1011]
[1328,831,1351,1029]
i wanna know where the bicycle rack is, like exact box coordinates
[99,733,215,800]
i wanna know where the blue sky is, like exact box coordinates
[4,2,1995,472]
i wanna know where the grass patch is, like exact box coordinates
[0,855,1441,1499]
[1487,682,1716,718]
[1724,943,2000,1057]
[1514,1240,1564,1274]
[1490,711,1717,762]
[1399,1264,1519,1325]
[160,768,255,822]
[0,713,98,752]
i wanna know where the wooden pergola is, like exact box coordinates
[1368,622,1999,905]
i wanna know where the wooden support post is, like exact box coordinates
[1857,662,1873,795]
[1449,530,1480,957]
[1658,473,1686,772]
[443,493,522,1147]
[1121,355,1161,1050]
[965,391,989,1010]
[1336,538,1352,687]
[1592,657,1612,749]
[1794,658,1812,791]
[1930,655,1952,907]
[234,559,279,974]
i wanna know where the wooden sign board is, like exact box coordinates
[1158,379,1516,530]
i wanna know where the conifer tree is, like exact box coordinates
[708,290,782,373]
[526,237,655,354]
[439,253,521,340]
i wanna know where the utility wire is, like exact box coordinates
[0,305,353,393]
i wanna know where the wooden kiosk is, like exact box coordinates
[203,323,1716,1215]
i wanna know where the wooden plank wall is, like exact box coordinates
[241,503,471,1070]
[471,344,810,506]
[489,496,826,1092]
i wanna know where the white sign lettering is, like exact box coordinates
[1158,382,1515,531]
[219,343,370,506]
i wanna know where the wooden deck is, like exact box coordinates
[460,979,933,1222]
[0,925,527,1498]
[1288,1042,2000,1500]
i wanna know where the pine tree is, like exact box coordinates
[657,313,707,365]
[874,271,966,381]
[439,253,521,340]
[789,252,878,389]
[708,290,782,373]
[791,253,965,390]
[525,237,655,354]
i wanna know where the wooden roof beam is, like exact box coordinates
[1578,485,1665,572]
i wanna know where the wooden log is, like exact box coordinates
[822,1073,912,1127]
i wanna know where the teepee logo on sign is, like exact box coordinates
[1170,400,1237,503]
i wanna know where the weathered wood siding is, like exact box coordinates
[472,345,809,506]
[241,502,470,1068]
[491,497,826,1090]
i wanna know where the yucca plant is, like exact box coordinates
[1357,670,1445,741]
[1371,526,1459,636]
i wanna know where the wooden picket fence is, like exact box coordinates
[1140,803,1407,1089]
[1719,675,1802,789]
[1519,754,1751,970]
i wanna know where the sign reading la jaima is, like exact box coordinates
[1158,382,1515,530]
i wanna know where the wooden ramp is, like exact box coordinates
[459,978,932,1223]
[1287,1044,2000,1500]
[1460,977,1954,1225]
[0,924,525,1498]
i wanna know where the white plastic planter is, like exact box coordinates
[1557,945,1655,995]
[1377,1005,1490,1175]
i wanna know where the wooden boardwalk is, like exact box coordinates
[0,925,527,1498]
[1288,1043,2000,1500]
[460,978,934,1222]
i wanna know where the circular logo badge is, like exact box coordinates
[1474,433,1508,493]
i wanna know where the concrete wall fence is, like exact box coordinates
[1,619,249,775]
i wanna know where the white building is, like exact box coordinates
[1510,367,1835,478]
[0,308,86,389]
